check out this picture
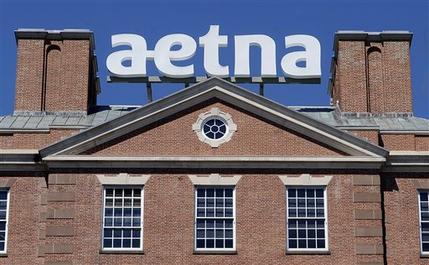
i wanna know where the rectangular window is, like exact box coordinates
[419,191,429,254]
[102,187,143,251]
[0,189,9,253]
[286,187,328,252]
[195,187,235,251]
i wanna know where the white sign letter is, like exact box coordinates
[281,35,321,79]
[154,34,196,78]
[234,35,277,77]
[199,25,229,77]
[106,34,149,77]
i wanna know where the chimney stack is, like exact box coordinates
[14,29,99,114]
[329,31,413,113]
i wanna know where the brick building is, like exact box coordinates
[0,29,428,265]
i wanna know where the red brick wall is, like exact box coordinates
[86,101,346,157]
[0,129,78,149]
[41,173,382,265]
[382,42,412,113]
[334,41,368,112]
[381,134,429,151]
[416,136,429,151]
[348,130,379,145]
[0,176,45,265]
[381,134,415,150]
[382,175,429,265]
[14,39,45,112]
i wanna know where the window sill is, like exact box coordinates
[193,250,237,255]
[0,253,7,257]
[99,250,144,255]
[286,250,330,255]
[421,253,429,258]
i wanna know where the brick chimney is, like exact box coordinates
[329,31,413,113]
[14,29,99,114]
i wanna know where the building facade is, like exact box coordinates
[0,29,428,265]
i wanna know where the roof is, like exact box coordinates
[0,107,138,132]
[291,107,429,133]
[1,106,427,133]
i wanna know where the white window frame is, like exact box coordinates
[286,186,329,253]
[0,189,10,254]
[418,190,429,255]
[101,186,144,252]
[194,186,236,252]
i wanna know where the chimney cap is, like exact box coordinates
[15,28,93,42]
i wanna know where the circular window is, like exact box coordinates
[192,107,237,147]
[202,117,228,140]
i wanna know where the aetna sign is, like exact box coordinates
[106,25,321,80]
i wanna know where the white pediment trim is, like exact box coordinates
[39,77,388,158]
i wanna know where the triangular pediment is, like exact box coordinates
[40,77,388,160]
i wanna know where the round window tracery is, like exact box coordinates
[202,117,228,140]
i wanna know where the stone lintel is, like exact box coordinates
[96,173,150,185]
[279,174,333,186]
[188,174,241,186]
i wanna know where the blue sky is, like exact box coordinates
[0,0,428,117]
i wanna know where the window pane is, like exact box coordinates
[225,239,233,248]
[132,239,140,248]
[206,239,214,248]
[103,239,112,248]
[206,189,214,197]
[104,228,113,237]
[105,208,113,216]
[206,198,214,207]
[206,220,214,228]
[197,239,205,248]
[123,229,131,237]
[197,199,205,207]
[124,189,132,197]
